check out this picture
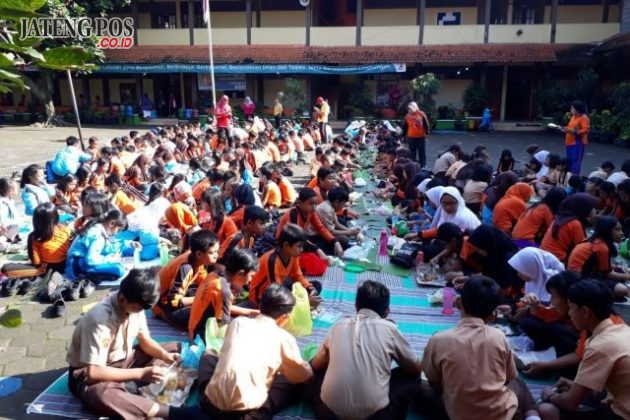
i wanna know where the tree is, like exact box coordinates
[282,77,307,116]
[411,73,441,125]
[0,0,129,125]
[462,84,489,116]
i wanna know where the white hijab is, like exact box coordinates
[430,186,481,232]
[508,248,565,302]
[425,186,444,207]
[534,150,550,179]
[417,178,432,195]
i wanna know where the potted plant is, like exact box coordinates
[411,73,441,128]
[588,110,602,143]
[348,84,376,117]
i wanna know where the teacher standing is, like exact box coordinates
[562,100,589,175]
[403,102,430,168]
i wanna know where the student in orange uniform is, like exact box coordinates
[89,158,110,192]
[271,166,297,208]
[52,174,81,215]
[228,184,256,229]
[492,183,534,235]
[199,189,237,245]
[164,201,199,253]
[153,229,219,330]
[276,188,343,257]
[259,165,282,211]
[105,173,137,215]
[568,216,630,299]
[249,224,322,308]
[513,187,567,248]
[188,248,260,340]
[218,205,268,262]
[313,167,335,204]
[541,193,598,263]
[561,100,589,176]
[1,203,73,292]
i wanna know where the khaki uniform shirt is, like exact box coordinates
[205,316,313,411]
[67,292,149,368]
[574,319,630,418]
[317,309,419,419]
[422,317,518,420]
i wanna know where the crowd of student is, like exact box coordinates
[0,109,628,419]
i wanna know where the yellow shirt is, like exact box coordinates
[273,102,283,117]
[317,102,330,123]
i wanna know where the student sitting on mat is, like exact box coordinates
[188,248,260,341]
[65,209,139,282]
[153,229,219,330]
[217,205,268,264]
[199,189,238,245]
[538,279,630,420]
[198,283,313,418]
[310,280,422,419]
[316,187,362,250]
[66,268,184,419]
[249,223,322,309]
[105,173,137,216]
[276,188,343,257]
[420,275,540,420]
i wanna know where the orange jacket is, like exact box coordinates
[249,250,310,306]
[404,111,429,138]
[275,207,335,242]
[565,114,589,146]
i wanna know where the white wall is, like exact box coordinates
[364,9,417,26]
[434,79,472,109]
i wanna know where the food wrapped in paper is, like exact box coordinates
[140,364,198,407]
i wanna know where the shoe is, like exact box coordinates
[1,279,21,297]
[39,272,65,302]
[79,280,95,298]
[49,299,66,318]
[62,281,81,302]
[17,279,33,295]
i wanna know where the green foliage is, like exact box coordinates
[0,308,22,328]
[437,104,456,119]
[283,78,307,115]
[609,82,630,117]
[534,83,572,117]
[462,84,489,116]
[348,84,375,116]
[411,73,441,97]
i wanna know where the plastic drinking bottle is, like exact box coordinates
[133,248,141,266]
[159,243,170,266]
[442,287,455,315]
[415,251,424,267]
[391,214,399,225]
[379,229,388,256]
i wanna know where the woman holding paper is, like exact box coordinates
[561,101,589,176]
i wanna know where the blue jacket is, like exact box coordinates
[21,184,53,216]
[51,146,92,177]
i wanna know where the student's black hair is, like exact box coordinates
[31,202,58,243]
[189,157,201,171]
[76,165,91,184]
[119,267,161,310]
[259,283,296,319]
[224,248,259,276]
[500,149,513,160]
[129,130,138,138]
[540,186,567,214]
[147,183,165,203]
[202,189,226,230]
[447,145,461,153]
[57,174,77,192]
[20,164,43,188]
[426,178,445,190]
[278,223,306,247]
[356,280,390,318]
[101,209,127,229]
[317,167,334,181]
[259,165,274,179]
[88,136,98,144]
[0,178,13,197]
[315,146,323,156]
[471,163,493,183]
[437,222,464,242]
[570,100,586,114]
[188,229,219,255]
[328,187,349,203]
[232,183,256,209]
[568,174,584,192]
[104,172,124,188]
[78,193,113,233]
[244,205,269,224]
[546,153,561,169]
[597,181,616,197]
[95,157,110,169]
[208,168,226,184]
[600,160,615,172]
[545,270,582,298]
[460,275,500,319]
[567,278,613,320]
[149,165,167,182]
[168,173,186,192]
[528,158,542,173]
[589,215,620,258]
[66,136,79,146]
[298,187,317,202]
[620,160,630,175]
[79,186,98,204]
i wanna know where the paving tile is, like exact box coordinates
[3,357,47,376]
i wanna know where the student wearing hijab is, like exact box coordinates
[492,183,534,235]
[464,225,521,293]
[402,102,430,167]
[540,193,598,263]
[508,248,565,304]
[241,97,255,119]
[407,187,480,240]
[214,95,233,147]
[533,150,550,180]
[512,187,567,248]
[482,171,519,225]
[567,215,630,299]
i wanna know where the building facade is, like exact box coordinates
[4,0,628,121]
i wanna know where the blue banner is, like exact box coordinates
[97,63,406,74]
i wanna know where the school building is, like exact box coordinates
[6,0,630,122]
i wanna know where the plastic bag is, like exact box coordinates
[180,335,206,369]
[283,283,313,337]
[204,318,228,354]
[301,343,318,362]
[342,241,374,262]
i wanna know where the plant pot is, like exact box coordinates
[435,119,455,130]
[381,108,397,119]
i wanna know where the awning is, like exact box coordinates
[97,62,407,74]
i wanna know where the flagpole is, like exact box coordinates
[205,0,217,111]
